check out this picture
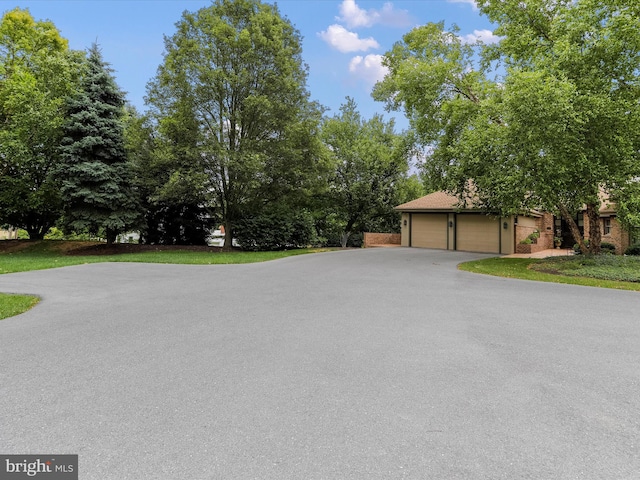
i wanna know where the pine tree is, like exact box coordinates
[59,44,140,244]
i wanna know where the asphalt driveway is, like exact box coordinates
[0,248,639,479]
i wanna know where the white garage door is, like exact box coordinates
[456,215,500,253]
[411,214,448,249]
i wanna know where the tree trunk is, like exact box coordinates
[340,231,351,248]
[557,203,588,254]
[222,221,234,252]
[106,228,116,246]
[25,225,47,240]
[585,203,601,255]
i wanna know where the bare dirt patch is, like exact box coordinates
[67,242,222,256]
[0,240,40,254]
[0,240,224,256]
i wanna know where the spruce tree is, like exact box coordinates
[59,44,140,244]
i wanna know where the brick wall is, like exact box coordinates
[515,214,554,251]
[363,232,401,247]
[583,215,630,254]
[600,217,629,254]
[539,213,555,249]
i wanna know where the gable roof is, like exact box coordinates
[397,188,619,216]
[395,191,465,212]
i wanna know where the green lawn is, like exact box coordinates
[459,256,640,291]
[0,241,331,275]
[0,241,334,319]
[0,293,40,320]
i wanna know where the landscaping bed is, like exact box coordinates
[530,255,640,283]
[0,240,224,256]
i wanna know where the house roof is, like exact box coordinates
[395,191,459,211]
[395,191,535,215]
[397,188,619,216]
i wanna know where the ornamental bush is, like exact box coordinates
[234,211,316,251]
[625,244,640,256]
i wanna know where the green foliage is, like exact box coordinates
[600,242,617,254]
[145,0,324,247]
[373,1,640,254]
[0,8,82,239]
[519,230,539,245]
[573,239,589,254]
[124,103,214,245]
[459,257,640,291]
[625,244,640,256]
[44,227,92,241]
[319,98,411,247]
[532,255,640,283]
[573,239,616,255]
[58,44,141,244]
[234,211,315,251]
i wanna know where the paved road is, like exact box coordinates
[1,248,639,479]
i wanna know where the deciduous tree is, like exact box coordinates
[374,1,640,254]
[146,0,324,249]
[0,8,81,239]
[320,98,411,247]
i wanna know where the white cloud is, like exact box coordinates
[447,0,478,9]
[318,24,380,53]
[459,29,501,45]
[338,0,373,28]
[348,54,389,86]
[337,0,413,29]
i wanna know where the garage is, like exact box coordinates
[456,214,500,253]
[410,213,448,249]
[396,191,515,254]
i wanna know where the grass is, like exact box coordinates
[0,293,40,320]
[0,240,334,319]
[0,241,330,275]
[459,256,640,291]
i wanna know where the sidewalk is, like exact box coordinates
[504,248,575,259]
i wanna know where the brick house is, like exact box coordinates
[396,191,633,255]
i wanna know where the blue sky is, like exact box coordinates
[5,0,497,128]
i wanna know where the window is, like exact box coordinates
[603,217,612,236]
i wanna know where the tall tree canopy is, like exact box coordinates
[124,105,213,245]
[374,0,640,254]
[146,0,324,248]
[58,44,140,245]
[0,8,81,239]
[320,98,411,247]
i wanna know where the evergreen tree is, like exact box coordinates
[59,44,140,244]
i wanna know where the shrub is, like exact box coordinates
[600,242,617,254]
[573,239,589,254]
[625,244,640,256]
[533,255,640,282]
[235,211,316,251]
[574,240,617,254]
[520,230,539,245]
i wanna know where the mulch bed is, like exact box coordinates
[65,243,225,256]
[0,240,227,256]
